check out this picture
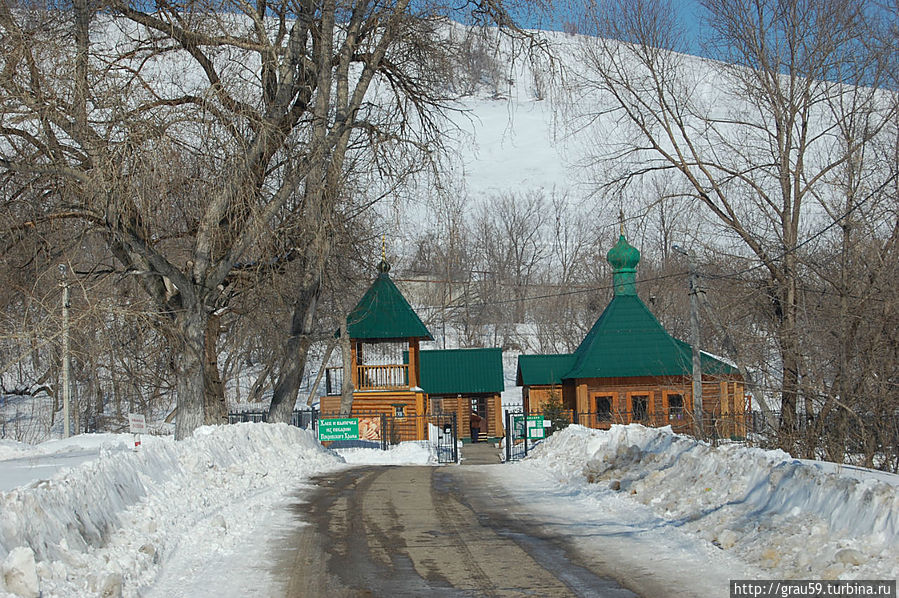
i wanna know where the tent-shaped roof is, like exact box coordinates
[418,348,504,394]
[564,294,737,378]
[346,261,432,341]
[672,339,741,376]
[516,235,739,384]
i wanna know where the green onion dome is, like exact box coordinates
[607,235,641,272]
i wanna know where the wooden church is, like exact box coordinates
[319,258,505,441]
[517,234,749,438]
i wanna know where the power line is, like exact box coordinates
[386,179,895,312]
[398,270,691,311]
[705,176,895,282]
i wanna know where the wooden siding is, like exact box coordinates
[523,385,563,413]
[432,393,504,439]
[321,390,427,440]
[321,389,506,441]
[523,374,748,437]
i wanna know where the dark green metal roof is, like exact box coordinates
[564,294,737,378]
[517,234,739,384]
[672,338,741,376]
[418,348,504,394]
[515,296,738,384]
[565,294,687,378]
[516,354,577,386]
[346,271,433,340]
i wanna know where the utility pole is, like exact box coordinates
[673,245,703,438]
[59,264,71,438]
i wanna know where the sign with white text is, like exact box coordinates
[318,418,359,442]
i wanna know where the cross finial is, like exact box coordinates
[377,234,391,274]
[619,209,625,237]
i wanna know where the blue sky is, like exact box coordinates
[505,0,708,57]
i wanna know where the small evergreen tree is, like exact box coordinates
[542,391,570,436]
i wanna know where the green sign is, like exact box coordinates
[318,418,359,441]
[512,415,526,437]
[512,415,546,440]
[527,416,546,440]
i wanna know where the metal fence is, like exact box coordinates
[227,409,316,428]
[504,409,756,462]
[570,410,752,441]
[228,408,459,463]
[744,410,899,466]
[503,410,560,462]
[316,411,459,463]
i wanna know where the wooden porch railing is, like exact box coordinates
[356,364,410,391]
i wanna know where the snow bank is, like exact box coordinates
[0,441,30,462]
[527,425,899,580]
[0,424,344,597]
[337,441,435,465]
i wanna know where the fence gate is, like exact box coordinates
[429,413,459,464]
[228,408,316,426]
[504,410,529,462]
[380,413,458,464]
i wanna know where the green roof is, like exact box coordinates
[565,294,688,378]
[517,296,738,383]
[516,354,577,386]
[516,234,739,383]
[418,348,504,394]
[672,338,741,376]
[346,268,432,341]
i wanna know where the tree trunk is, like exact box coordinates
[339,321,355,415]
[174,304,208,440]
[306,339,337,406]
[268,281,321,423]
[247,360,275,403]
[779,270,800,454]
[203,313,227,425]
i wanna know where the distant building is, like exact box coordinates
[320,258,504,441]
[517,235,748,437]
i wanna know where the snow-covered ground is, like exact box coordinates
[505,425,899,584]
[337,442,434,465]
[0,425,345,597]
[1,423,896,597]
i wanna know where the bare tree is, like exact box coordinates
[0,0,544,437]
[570,0,895,452]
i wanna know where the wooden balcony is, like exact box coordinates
[356,364,409,391]
[325,364,414,394]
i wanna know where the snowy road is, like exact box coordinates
[278,464,638,597]
[1,425,894,597]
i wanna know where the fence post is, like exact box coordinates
[381,413,388,451]
[452,412,458,463]
[524,415,529,458]
[505,411,511,463]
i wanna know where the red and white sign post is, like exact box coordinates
[128,413,147,449]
